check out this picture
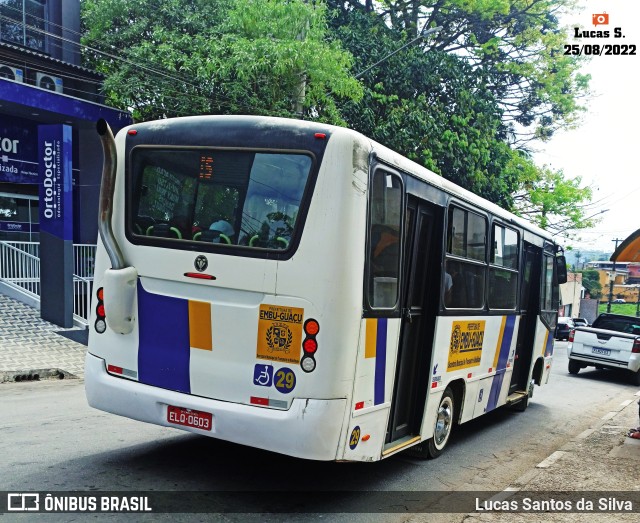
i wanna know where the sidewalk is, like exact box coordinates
[1,292,640,520]
[0,293,86,381]
[457,392,640,521]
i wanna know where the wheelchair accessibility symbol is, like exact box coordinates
[253,364,273,387]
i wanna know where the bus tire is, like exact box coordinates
[425,387,455,459]
[568,359,581,375]
[630,370,640,386]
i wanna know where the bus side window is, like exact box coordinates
[444,205,487,310]
[368,170,402,309]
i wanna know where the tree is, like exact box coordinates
[580,269,602,300]
[328,2,595,230]
[81,0,362,123]
[511,164,596,235]
[330,0,590,145]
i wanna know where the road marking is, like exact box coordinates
[601,411,617,421]
[576,428,595,439]
[536,451,566,468]
[620,399,634,408]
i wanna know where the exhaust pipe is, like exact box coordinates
[96,119,137,335]
[96,119,125,270]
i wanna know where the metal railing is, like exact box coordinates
[0,241,40,298]
[0,241,97,325]
[74,244,97,279]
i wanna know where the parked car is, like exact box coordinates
[572,317,590,327]
[568,313,640,384]
[555,317,575,340]
[612,299,626,304]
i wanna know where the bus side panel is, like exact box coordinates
[421,315,521,437]
[342,317,402,460]
[532,319,554,385]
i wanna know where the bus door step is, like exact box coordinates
[506,391,528,404]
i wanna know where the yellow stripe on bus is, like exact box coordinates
[189,300,212,351]
[542,330,549,357]
[493,316,507,370]
[365,319,377,358]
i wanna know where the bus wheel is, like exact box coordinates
[426,387,455,459]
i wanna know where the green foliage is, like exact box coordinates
[81,0,361,122]
[329,2,593,226]
[512,164,595,234]
[581,269,602,300]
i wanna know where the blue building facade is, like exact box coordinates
[0,0,130,245]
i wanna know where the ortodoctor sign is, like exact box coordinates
[38,125,72,241]
[0,118,39,183]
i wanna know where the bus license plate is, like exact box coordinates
[167,405,212,431]
[592,347,611,356]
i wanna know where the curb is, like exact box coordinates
[0,368,78,383]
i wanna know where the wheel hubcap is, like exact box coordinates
[434,399,452,447]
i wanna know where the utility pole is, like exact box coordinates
[607,238,624,313]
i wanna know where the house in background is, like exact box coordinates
[560,272,584,318]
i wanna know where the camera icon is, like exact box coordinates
[592,12,609,26]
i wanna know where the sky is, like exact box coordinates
[534,0,640,256]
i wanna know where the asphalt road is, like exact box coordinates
[1,341,638,521]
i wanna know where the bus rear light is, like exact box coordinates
[314,133,326,139]
[107,365,123,374]
[95,318,107,334]
[632,339,640,353]
[303,338,318,354]
[127,129,137,135]
[361,434,371,442]
[184,272,216,280]
[95,287,106,334]
[304,319,320,336]
[301,318,319,373]
[355,401,364,410]
[568,329,575,343]
[301,356,316,373]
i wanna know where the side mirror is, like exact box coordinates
[556,255,568,285]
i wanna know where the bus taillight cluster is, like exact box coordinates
[301,319,319,373]
[95,287,106,334]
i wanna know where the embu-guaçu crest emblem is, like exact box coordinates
[450,324,462,354]
[266,322,293,353]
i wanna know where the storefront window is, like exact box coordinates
[0,194,39,242]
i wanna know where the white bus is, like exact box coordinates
[86,115,566,462]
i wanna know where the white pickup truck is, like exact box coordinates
[567,313,640,385]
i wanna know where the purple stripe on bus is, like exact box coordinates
[374,318,387,405]
[545,330,554,357]
[486,315,516,412]
[137,281,191,394]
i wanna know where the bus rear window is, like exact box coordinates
[130,149,313,251]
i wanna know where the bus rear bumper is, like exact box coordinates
[85,353,347,461]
